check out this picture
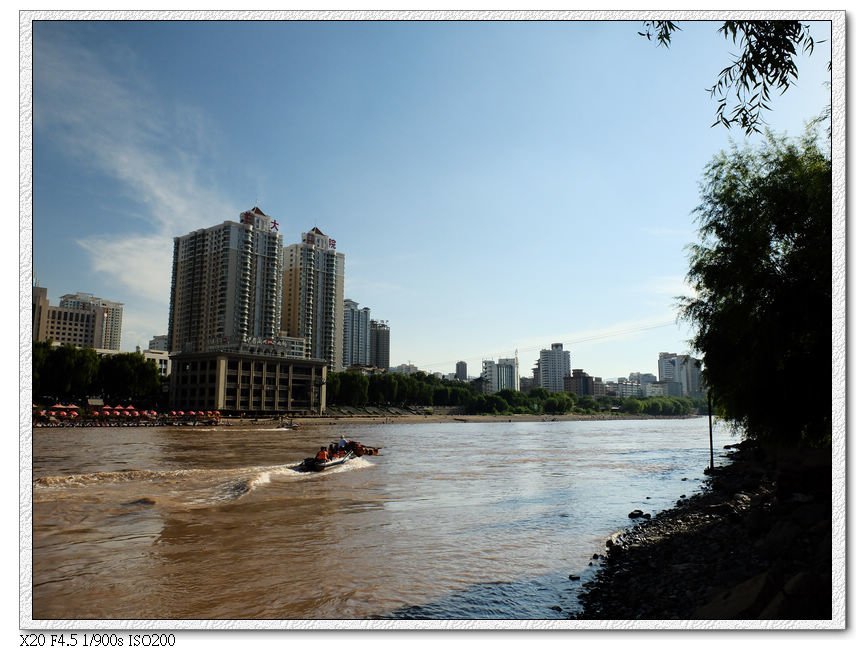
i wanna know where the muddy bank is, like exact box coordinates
[573,440,834,621]
[230,411,700,429]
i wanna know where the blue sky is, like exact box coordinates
[30,16,833,380]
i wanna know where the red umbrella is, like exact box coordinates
[91,411,100,417]
[58,411,67,417]
[112,411,120,416]
[125,405,135,411]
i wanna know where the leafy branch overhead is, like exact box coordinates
[640,20,820,135]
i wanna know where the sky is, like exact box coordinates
[28,14,833,380]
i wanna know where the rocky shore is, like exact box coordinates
[573,440,834,621]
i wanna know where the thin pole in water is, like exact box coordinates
[707,389,715,472]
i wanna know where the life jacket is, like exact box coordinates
[315,450,329,461]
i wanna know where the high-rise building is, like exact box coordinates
[167,208,326,414]
[657,352,703,397]
[343,299,371,367]
[37,289,124,351]
[539,343,571,393]
[370,320,391,370]
[282,227,345,372]
[455,360,468,381]
[168,207,284,354]
[148,334,169,351]
[481,358,519,394]
[57,292,124,351]
[629,371,658,386]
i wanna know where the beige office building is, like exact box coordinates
[169,351,326,415]
[34,288,124,351]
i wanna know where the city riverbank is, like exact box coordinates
[573,439,834,621]
[238,411,700,429]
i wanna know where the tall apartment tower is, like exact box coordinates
[168,207,283,354]
[343,299,371,367]
[658,352,679,383]
[369,320,390,370]
[282,227,345,372]
[455,360,468,381]
[539,343,571,393]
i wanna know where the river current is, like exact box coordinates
[30,417,732,621]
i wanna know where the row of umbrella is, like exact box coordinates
[33,404,221,419]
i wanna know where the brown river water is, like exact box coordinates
[29,417,726,621]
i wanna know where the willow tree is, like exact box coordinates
[639,20,823,134]
[680,128,831,446]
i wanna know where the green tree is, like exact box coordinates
[97,352,161,403]
[338,372,369,407]
[621,397,644,414]
[639,20,823,134]
[680,129,830,446]
[542,393,574,415]
[32,340,54,400]
[574,395,599,412]
[42,345,100,401]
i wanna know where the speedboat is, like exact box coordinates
[299,450,355,472]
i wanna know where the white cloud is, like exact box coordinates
[643,274,697,300]
[35,28,237,349]
[76,234,172,305]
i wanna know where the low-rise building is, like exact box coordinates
[169,350,327,415]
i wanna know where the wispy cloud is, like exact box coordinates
[517,315,681,355]
[641,274,698,303]
[36,30,235,346]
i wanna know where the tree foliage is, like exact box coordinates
[326,369,704,418]
[97,353,162,403]
[680,129,831,446]
[32,345,163,406]
[639,20,821,134]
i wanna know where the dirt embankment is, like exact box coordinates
[573,440,834,620]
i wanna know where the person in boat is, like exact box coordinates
[328,442,338,458]
[315,447,330,462]
[338,436,348,451]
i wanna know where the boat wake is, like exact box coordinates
[34,456,376,505]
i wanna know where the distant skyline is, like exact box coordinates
[29,14,833,380]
